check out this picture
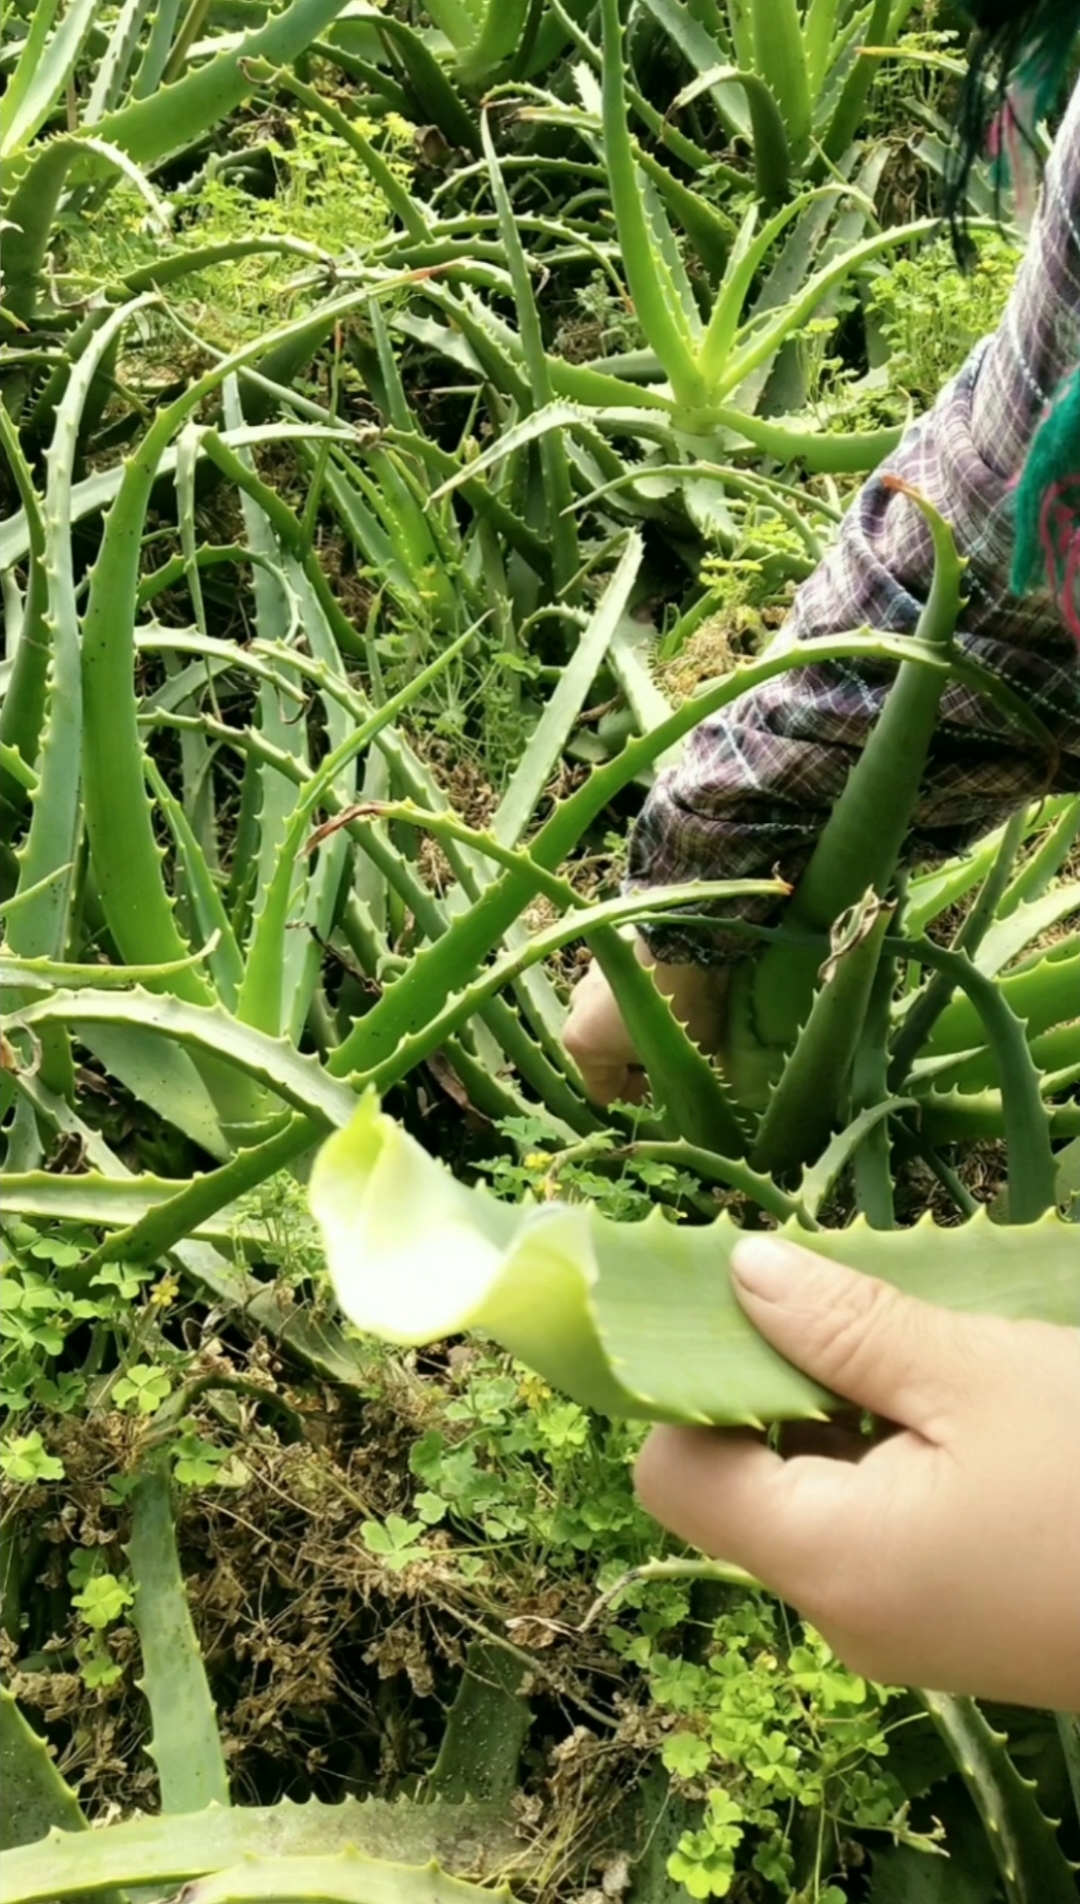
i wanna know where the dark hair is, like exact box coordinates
[947,0,1080,256]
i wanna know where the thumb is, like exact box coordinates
[731,1237,964,1434]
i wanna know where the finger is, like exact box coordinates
[635,1424,858,1611]
[730,1237,966,1437]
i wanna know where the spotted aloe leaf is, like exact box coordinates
[309,1097,1079,1428]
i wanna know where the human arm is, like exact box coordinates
[635,1237,1080,1708]
[564,81,1080,1095]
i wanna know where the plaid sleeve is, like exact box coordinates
[630,77,1080,964]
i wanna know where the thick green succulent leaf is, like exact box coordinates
[0,1688,87,1852]
[309,1099,1080,1427]
[920,1692,1079,1904]
[155,1850,507,1904]
[0,1798,521,1904]
[4,989,357,1131]
[127,1458,230,1813]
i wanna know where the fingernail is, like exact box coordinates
[731,1237,804,1298]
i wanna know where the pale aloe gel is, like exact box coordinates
[310,1097,642,1416]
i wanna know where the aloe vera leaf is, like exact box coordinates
[218,383,318,1020]
[818,0,891,163]
[636,0,751,139]
[428,1640,532,1804]
[746,489,964,1057]
[7,991,358,1131]
[849,942,901,1229]
[669,59,792,206]
[185,704,592,1122]
[636,149,736,278]
[457,0,532,85]
[595,1139,812,1224]
[998,797,1080,916]
[7,307,137,966]
[135,630,304,703]
[275,565,358,1050]
[84,0,154,119]
[127,1456,230,1812]
[0,1685,88,1851]
[0,1166,285,1247]
[2,144,89,323]
[1053,1137,1080,1217]
[73,1024,230,1160]
[480,116,579,600]
[236,631,473,1036]
[718,216,940,401]
[916,1011,1080,1097]
[640,168,705,344]
[0,1799,521,1904]
[894,937,1059,1220]
[0,416,361,576]
[143,761,246,1013]
[0,0,63,145]
[920,1692,1079,1904]
[752,893,894,1175]
[428,401,590,504]
[0,746,38,797]
[0,0,98,155]
[919,1092,1080,1146]
[44,1849,506,1904]
[3,134,172,322]
[329,629,953,1080]
[703,406,903,473]
[5,307,139,1096]
[354,12,478,151]
[88,0,355,167]
[12,1067,137,1178]
[801,1098,916,1224]
[608,619,680,762]
[310,1096,1080,1426]
[0,411,49,827]
[749,0,812,164]
[492,536,641,848]
[973,884,1080,979]
[385,428,550,577]
[600,0,704,403]
[803,0,840,102]
[77,294,388,993]
[904,798,1076,934]
[697,185,851,393]
[921,948,1080,1066]
[1,948,221,997]
[889,807,1028,1082]
[587,925,751,1155]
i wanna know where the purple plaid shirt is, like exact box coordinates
[631,79,1080,963]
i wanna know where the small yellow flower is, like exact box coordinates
[152,1276,180,1308]
[518,1373,552,1409]
[524,1151,552,1169]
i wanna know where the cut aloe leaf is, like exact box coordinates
[309,1098,1080,1427]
